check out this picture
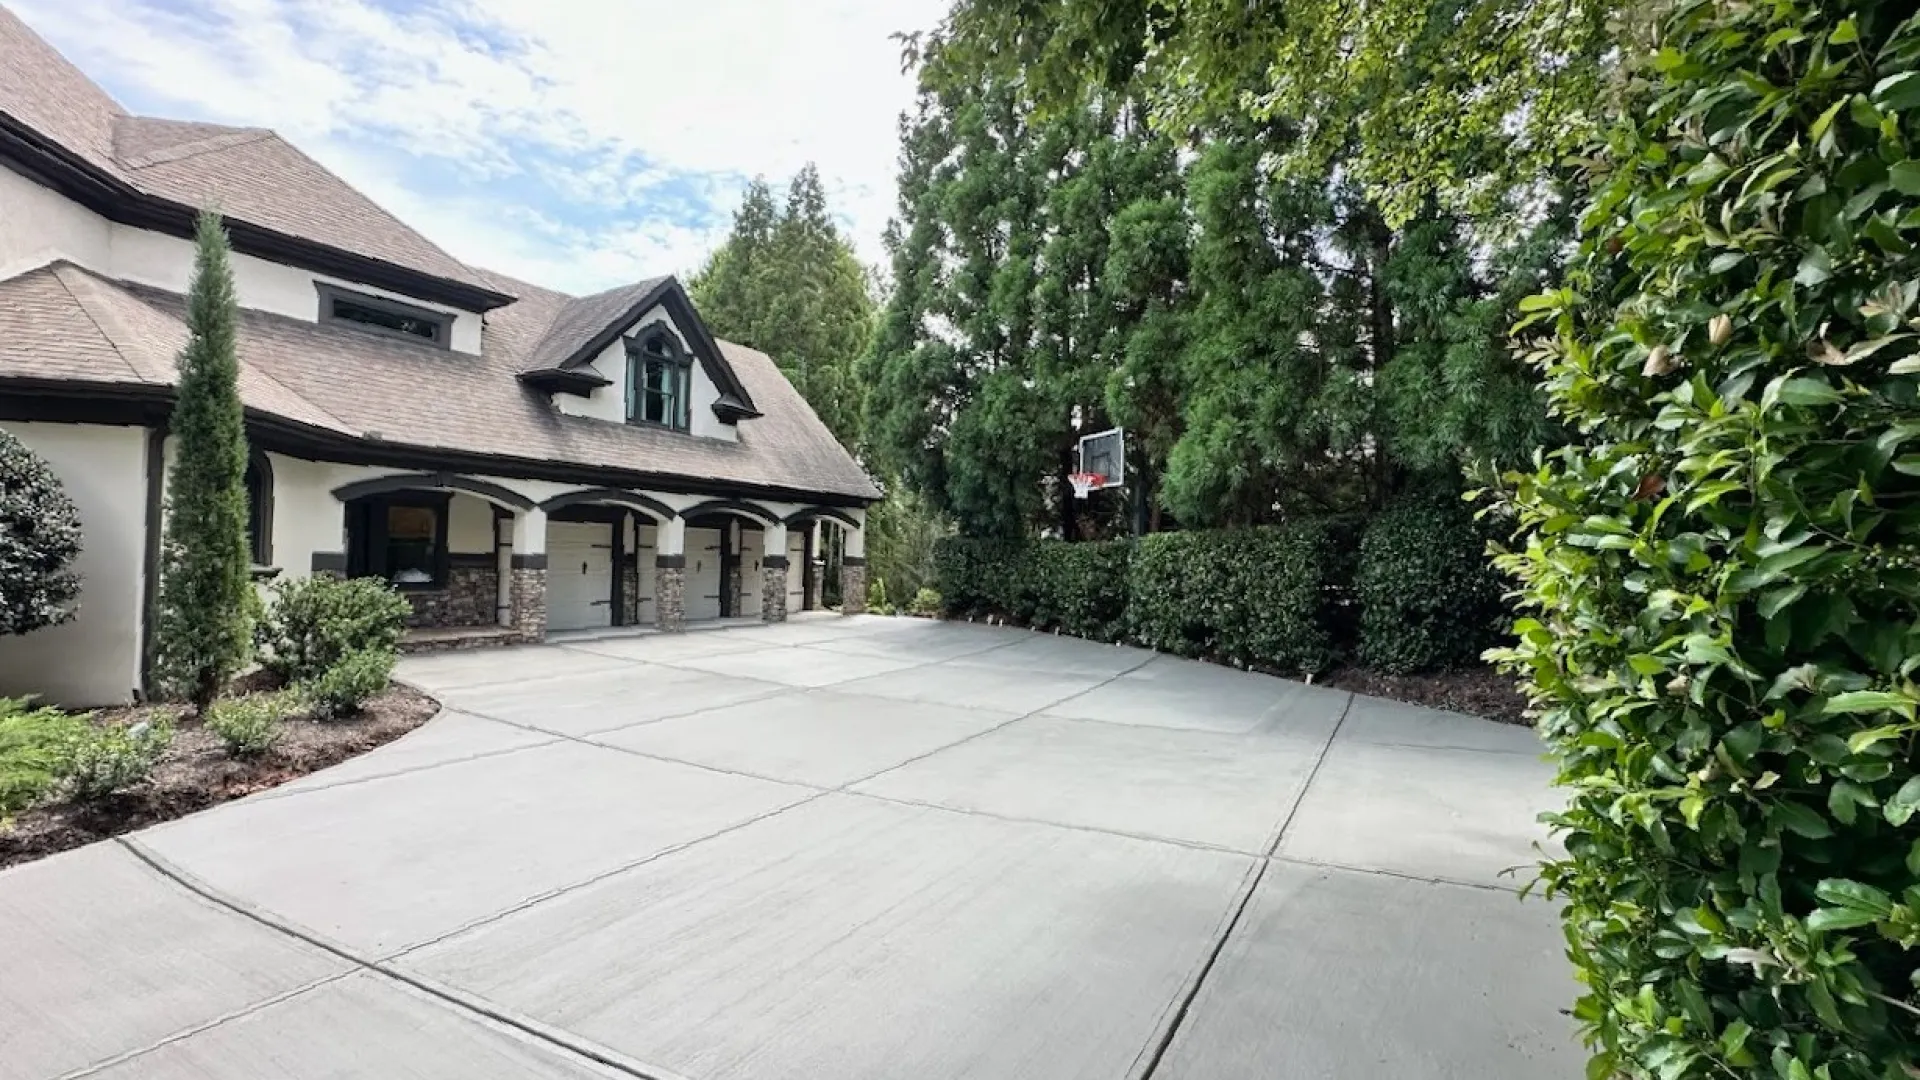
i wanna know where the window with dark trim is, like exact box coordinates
[317,284,452,348]
[626,330,692,431]
[346,493,450,588]
[244,452,273,565]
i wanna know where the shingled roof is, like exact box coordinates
[0,6,501,301]
[0,5,875,503]
[0,262,878,501]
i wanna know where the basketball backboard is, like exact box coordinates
[1076,427,1125,490]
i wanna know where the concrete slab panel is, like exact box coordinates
[1045,655,1350,735]
[834,660,1108,715]
[0,843,347,1080]
[87,971,627,1079]
[397,645,634,693]
[1340,694,1546,755]
[1276,738,1559,888]
[259,711,556,798]
[854,716,1329,852]
[949,631,1156,677]
[595,690,1013,787]
[802,628,1015,663]
[407,795,1256,1080]
[1155,862,1581,1080]
[666,645,923,688]
[561,631,779,663]
[437,663,792,736]
[133,741,812,955]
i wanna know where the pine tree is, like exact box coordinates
[690,168,874,444]
[152,210,252,710]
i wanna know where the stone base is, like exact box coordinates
[761,565,789,623]
[656,565,686,632]
[807,559,824,612]
[403,560,499,629]
[840,563,867,615]
[510,567,547,643]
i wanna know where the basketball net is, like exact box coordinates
[1068,472,1105,500]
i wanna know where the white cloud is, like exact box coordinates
[9,0,944,293]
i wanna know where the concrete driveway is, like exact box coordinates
[2,616,1579,1079]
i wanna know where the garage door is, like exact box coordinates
[787,531,806,610]
[548,521,614,632]
[686,527,722,621]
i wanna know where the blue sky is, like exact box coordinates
[12,0,945,293]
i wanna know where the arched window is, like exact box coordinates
[626,330,692,432]
[244,451,273,565]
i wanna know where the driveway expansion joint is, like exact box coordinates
[111,836,695,1080]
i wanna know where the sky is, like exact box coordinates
[11,0,946,294]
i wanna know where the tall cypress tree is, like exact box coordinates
[153,210,252,710]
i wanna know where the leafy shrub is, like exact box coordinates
[203,692,295,757]
[0,697,86,821]
[1030,541,1131,641]
[865,481,951,603]
[1128,523,1349,674]
[258,575,409,684]
[933,537,1035,618]
[1497,3,1920,1076]
[62,714,174,802]
[866,575,891,614]
[300,649,394,719]
[1355,497,1506,674]
[908,587,943,617]
[0,427,83,637]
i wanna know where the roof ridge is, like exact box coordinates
[46,262,149,384]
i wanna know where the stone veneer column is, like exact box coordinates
[655,557,687,632]
[840,559,867,615]
[510,557,547,642]
[761,558,789,623]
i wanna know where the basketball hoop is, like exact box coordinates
[1068,471,1105,500]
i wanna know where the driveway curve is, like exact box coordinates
[1,616,1579,1080]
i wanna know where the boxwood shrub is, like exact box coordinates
[1355,498,1507,674]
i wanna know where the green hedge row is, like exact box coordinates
[936,503,1503,675]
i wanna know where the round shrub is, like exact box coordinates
[204,692,295,757]
[257,575,410,684]
[0,427,82,637]
[1499,3,1920,1075]
[1355,498,1506,674]
[62,714,174,803]
[300,649,394,720]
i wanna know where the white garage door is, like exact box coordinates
[686,527,722,621]
[548,521,614,632]
[786,531,806,610]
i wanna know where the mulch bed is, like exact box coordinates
[1318,664,1533,726]
[0,684,438,871]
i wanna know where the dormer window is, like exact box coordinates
[317,284,452,348]
[627,330,691,432]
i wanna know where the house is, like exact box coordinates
[0,6,878,707]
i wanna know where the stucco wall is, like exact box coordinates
[0,164,114,283]
[110,226,486,354]
[0,422,150,707]
[556,305,739,443]
[0,165,485,352]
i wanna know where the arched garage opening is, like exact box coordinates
[678,500,782,622]
[329,473,534,632]
[536,490,676,633]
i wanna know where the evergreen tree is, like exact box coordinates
[0,427,82,636]
[690,167,874,444]
[153,211,252,711]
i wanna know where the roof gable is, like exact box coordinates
[521,278,760,421]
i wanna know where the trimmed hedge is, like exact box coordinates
[1355,499,1505,674]
[935,518,1364,675]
